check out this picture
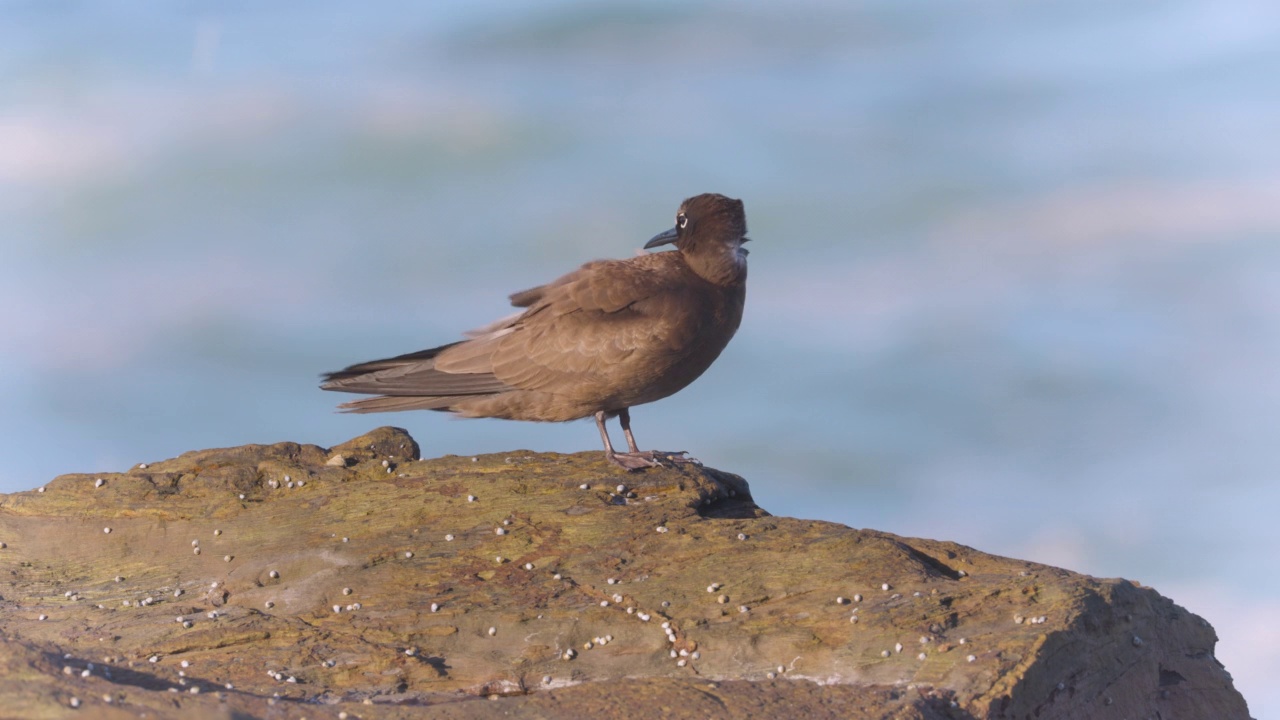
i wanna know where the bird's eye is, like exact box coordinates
[676,213,688,229]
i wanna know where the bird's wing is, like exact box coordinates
[436,257,700,392]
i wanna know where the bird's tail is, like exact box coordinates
[335,395,472,414]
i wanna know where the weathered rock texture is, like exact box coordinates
[0,428,1250,719]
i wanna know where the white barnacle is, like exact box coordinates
[917,652,927,660]
[193,547,200,555]
[223,555,233,562]
[269,570,279,579]
[740,605,750,613]
[332,605,342,613]
[655,526,668,533]
[612,594,623,603]
[495,528,506,536]
[95,478,105,488]
[103,527,112,534]
[68,697,81,708]
[148,655,159,663]
[853,594,863,602]
[265,601,275,609]
[836,597,848,605]
[182,621,193,628]
[895,643,903,653]
[607,578,617,585]
[553,573,563,580]
[579,483,589,490]
[213,529,222,536]
[524,562,534,570]
[616,484,627,494]
[488,626,497,636]
[717,595,728,604]
[562,649,576,660]
[495,556,505,564]
[850,615,859,623]
[638,613,651,622]
[967,654,977,662]
[342,587,353,596]
[677,659,687,667]
[173,589,184,598]
[881,583,891,591]
[737,533,747,541]
[880,650,890,658]
[404,551,414,558]
[207,611,218,619]
[467,495,477,502]
[445,534,455,542]
[38,487,45,493]
[38,614,47,621]
[600,600,609,607]
[430,603,440,612]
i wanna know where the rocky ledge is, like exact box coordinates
[0,428,1250,719]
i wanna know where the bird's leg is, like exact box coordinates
[595,410,618,455]
[597,410,660,471]
[619,407,642,453]
[612,408,699,469]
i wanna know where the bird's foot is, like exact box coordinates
[607,450,700,471]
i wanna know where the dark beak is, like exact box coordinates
[644,227,679,249]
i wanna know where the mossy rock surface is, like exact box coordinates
[0,428,1250,719]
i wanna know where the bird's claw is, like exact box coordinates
[607,450,701,471]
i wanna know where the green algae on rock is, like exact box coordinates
[0,428,1251,719]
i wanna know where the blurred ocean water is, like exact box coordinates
[2,1,1278,713]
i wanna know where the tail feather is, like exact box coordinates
[337,395,473,413]
[321,342,461,384]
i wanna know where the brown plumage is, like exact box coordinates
[321,193,749,470]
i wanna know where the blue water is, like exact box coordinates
[3,1,1278,713]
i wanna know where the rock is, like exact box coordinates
[0,427,1250,718]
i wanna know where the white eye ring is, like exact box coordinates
[677,214,688,229]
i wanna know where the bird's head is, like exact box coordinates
[645,193,749,284]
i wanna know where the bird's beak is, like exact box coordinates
[644,227,679,249]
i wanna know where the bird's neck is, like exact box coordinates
[682,244,748,286]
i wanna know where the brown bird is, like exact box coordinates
[321,193,749,470]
